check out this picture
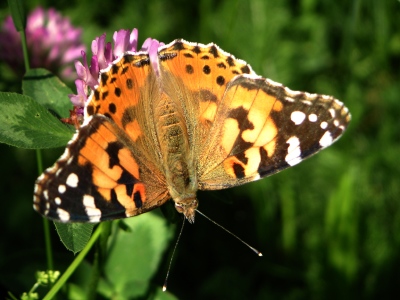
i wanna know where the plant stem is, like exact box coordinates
[20,29,30,72]
[43,224,103,300]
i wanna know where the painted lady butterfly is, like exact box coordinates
[33,39,351,223]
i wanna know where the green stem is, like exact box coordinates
[43,224,103,300]
[36,149,55,272]
[86,246,100,300]
[43,218,54,270]
[20,29,30,72]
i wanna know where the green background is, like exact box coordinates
[1,0,400,299]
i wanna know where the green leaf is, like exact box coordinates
[7,0,26,30]
[54,223,95,255]
[23,68,74,119]
[153,287,179,300]
[103,212,174,298]
[0,92,74,148]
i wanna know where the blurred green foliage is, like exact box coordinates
[1,0,400,299]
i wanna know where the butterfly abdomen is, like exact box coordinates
[156,96,198,206]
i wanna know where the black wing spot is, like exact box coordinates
[226,56,235,67]
[241,65,251,74]
[217,62,226,69]
[94,90,100,101]
[106,141,123,168]
[133,191,143,208]
[87,105,94,116]
[121,66,129,74]
[109,103,116,114]
[111,64,119,74]
[233,163,245,179]
[193,46,201,54]
[121,106,136,129]
[209,45,219,58]
[186,65,194,74]
[203,65,211,74]
[126,78,133,89]
[123,55,135,64]
[216,76,225,86]
[101,73,109,85]
[173,40,185,50]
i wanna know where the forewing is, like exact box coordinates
[86,52,164,168]
[157,40,255,158]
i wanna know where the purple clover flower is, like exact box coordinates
[0,7,85,80]
[68,29,164,122]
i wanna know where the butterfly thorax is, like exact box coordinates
[156,96,198,223]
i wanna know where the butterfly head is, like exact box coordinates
[175,198,198,224]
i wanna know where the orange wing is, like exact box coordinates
[158,40,255,158]
[34,115,169,222]
[34,52,170,222]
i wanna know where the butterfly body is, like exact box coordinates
[33,39,350,223]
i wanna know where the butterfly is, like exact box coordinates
[33,39,351,223]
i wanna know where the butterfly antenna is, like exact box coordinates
[195,209,263,257]
[163,217,186,292]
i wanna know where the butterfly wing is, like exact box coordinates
[34,53,170,222]
[34,115,169,222]
[157,40,350,191]
[158,40,255,160]
[85,52,165,167]
[198,75,351,190]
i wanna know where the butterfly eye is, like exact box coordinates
[191,200,198,210]
[175,203,184,213]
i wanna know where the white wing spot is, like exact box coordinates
[329,108,336,118]
[59,148,70,160]
[43,202,50,217]
[291,111,306,125]
[334,119,340,127]
[56,168,63,177]
[320,121,328,129]
[67,157,74,165]
[319,131,333,147]
[58,184,66,194]
[43,190,49,200]
[83,194,95,207]
[308,113,317,122]
[55,197,62,205]
[57,208,70,221]
[66,173,79,188]
[285,136,302,166]
[83,194,102,223]
[47,164,58,173]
